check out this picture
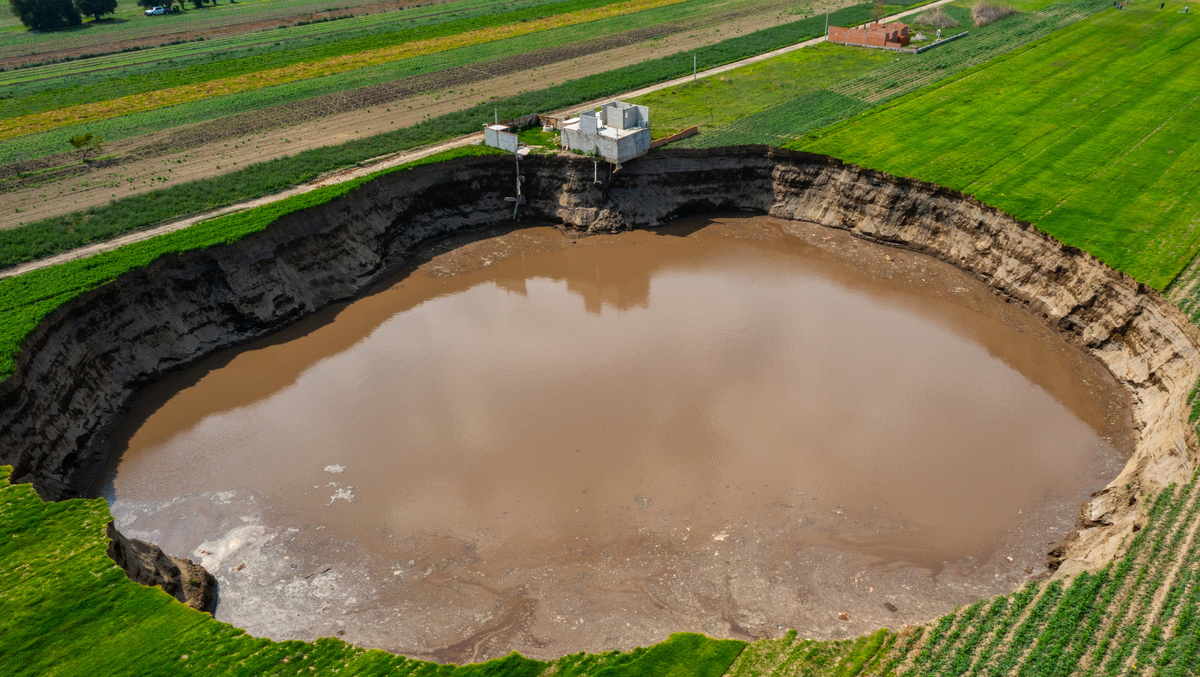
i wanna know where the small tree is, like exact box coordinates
[9,0,82,30]
[68,133,103,162]
[75,0,116,20]
[869,0,887,21]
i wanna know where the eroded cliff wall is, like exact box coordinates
[1,147,1197,577]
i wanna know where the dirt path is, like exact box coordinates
[0,0,950,278]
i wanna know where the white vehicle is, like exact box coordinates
[144,6,166,15]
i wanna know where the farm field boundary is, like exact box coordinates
[0,0,788,169]
[0,0,692,141]
[0,0,927,270]
[793,2,1200,289]
[677,0,1107,148]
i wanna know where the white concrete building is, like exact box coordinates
[561,101,651,165]
[483,124,519,152]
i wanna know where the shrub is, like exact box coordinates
[8,0,81,30]
[915,7,960,28]
[971,2,1017,27]
[74,0,115,20]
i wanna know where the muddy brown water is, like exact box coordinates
[96,214,1132,662]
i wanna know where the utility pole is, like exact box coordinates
[494,107,498,125]
[825,10,829,37]
[693,53,697,80]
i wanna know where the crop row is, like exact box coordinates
[0,0,752,118]
[0,0,537,88]
[831,0,1107,104]
[678,0,1108,149]
[677,89,871,149]
[0,0,644,112]
[0,0,392,53]
[1014,484,1188,677]
[1109,478,1200,674]
[901,609,958,676]
[1101,482,1196,675]
[0,0,690,138]
[0,0,531,88]
[0,2,884,269]
[937,596,1008,677]
[0,0,748,167]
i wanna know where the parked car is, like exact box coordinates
[144,6,166,15]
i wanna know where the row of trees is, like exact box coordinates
[9,0,224,31]
[8,0,115,29]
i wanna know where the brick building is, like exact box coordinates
[828,21,911,48]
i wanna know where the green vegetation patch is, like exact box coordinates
[0,145,506,383]
[630,41,895,139]
[796,4,1200,289]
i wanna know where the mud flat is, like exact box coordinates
[1,147,1197,659]
[96,215,1133,661]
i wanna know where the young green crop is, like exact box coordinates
[799,4,1200,289]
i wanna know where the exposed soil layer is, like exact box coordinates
[1,147,1197,613]
[96,216,1131,661]
[106,522,218,612]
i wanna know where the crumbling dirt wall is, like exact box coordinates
[1,146,1197,577]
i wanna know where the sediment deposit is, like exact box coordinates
[2,145,1197,585]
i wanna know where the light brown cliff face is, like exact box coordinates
[1,147,1197,579]
[106,522,217,612]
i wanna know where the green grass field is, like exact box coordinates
[796,2,1200,290]
[668,0,1108,148]
[630,41,898,138]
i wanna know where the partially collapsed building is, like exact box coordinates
[828,21,912,49]
[561,101,651,165]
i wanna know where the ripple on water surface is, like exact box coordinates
[97,214,1132,662]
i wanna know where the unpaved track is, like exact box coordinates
[0,0,950,278]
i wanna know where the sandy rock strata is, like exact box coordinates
[1,146,1197,580]
[107,522,218,612]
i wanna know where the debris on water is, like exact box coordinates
[1006,556,1014,562]
[713,531,728,541]
[838,612,850,621]
[324,464,346,474]
[634,495,652,509]
[327,487,356,506]
[884,602,898,613]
